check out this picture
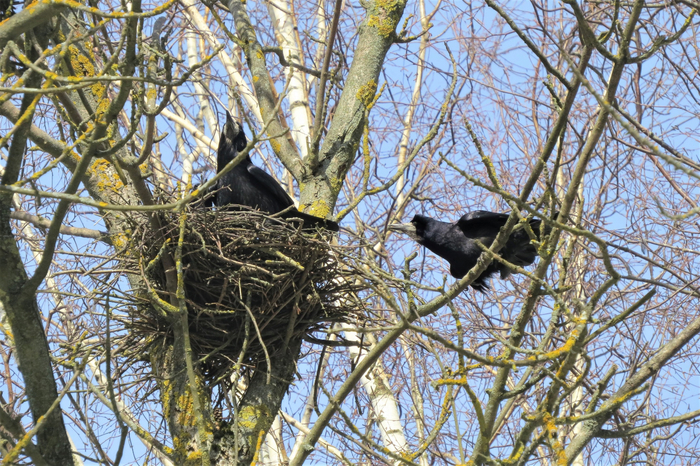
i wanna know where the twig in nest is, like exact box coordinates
[123,208,363,385]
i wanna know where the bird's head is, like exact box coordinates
[388,214,430,243]
[220,112,248,153]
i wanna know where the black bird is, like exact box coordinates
[203,113,338,232]
[389,211,548,291]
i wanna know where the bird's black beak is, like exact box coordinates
[223,112,239,140]
[388,222,420,241]
[221,112,247,151]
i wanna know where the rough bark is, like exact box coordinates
[0,2,65,50]
[0,224,75,466]
[299,0,408,219]
[0,15,75,466]
[210,338,303,465]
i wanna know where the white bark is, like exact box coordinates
[180,0,263,125]
[399,335,429,466]
[176,115,197,191]
[267,0,312,158]
[394,0,428,216]
[186,29,220,143]
[307,1,327,91]
[344,328,409,462]
[567,362,586,466]
[560,171,587,466]
[289,331,336,460]
[262,415,286,465]
[161,107,215,155]
[169,93,213,178]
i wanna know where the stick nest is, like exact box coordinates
[125,208,361,382]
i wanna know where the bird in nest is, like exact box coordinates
[201,112,339,232]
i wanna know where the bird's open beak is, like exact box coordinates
[388,222,422,241]
[223,113,239,138]
[388,222,415,234]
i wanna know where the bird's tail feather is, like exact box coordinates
[471,278,490,292]
[281,210,339,232]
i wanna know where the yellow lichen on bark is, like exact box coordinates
[356,79,378,108]
[160,378,173,420]
[299,198,331,219]
[173,436,204,466]
[68,45,109,120]
[249,429,266,466]
[238,404,272,431]
[367,0,404,38]
[542,413,567,465]
[109,232,128,250]
[176,391,196,427]
[163,377,215,464]
[269,138,281,154]
[88,158,124,194]
[526,328,579,362]
[328,175,343,194]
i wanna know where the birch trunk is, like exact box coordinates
[345,329,409,461]
[267,0,312,159]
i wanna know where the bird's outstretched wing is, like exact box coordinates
[458,211,545,237]
[246,164,295,210]
[457,210,510,237]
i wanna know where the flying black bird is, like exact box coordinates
[389,211,549,291]
[203,113,339,232]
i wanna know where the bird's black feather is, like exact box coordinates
[204,113,338,231]
[390,212,549,291]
